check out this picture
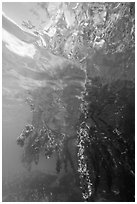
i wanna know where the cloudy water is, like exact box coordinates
[2,2,135,202]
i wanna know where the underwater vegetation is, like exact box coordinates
[2,2,135,202]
